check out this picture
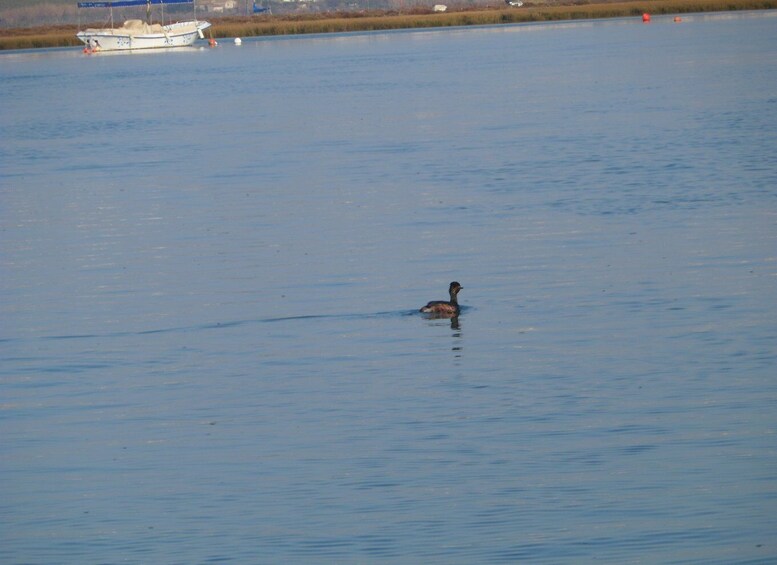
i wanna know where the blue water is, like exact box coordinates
[1,12,776,563]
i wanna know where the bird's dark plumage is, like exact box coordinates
[420,282,463,316]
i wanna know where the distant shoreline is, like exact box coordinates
[1,0,775,51]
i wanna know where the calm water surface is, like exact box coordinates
[2,12,776,563]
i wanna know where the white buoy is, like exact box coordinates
[234,37,242,46]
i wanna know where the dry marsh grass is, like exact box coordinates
[208,0,775,38]
[0,25,81,49]
[1,0,775,50]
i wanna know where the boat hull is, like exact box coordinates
[77,20,210,51]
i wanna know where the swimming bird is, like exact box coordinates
[420,282,463,316]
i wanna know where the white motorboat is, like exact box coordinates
[77,0,211,51]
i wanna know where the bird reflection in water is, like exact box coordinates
[423,312,461,331]
[450,318,462,358]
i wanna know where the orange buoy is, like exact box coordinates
[208,38,217,47]
[674,16,682,22]
[642,12,651,22]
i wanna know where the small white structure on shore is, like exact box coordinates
[433,4,447,11]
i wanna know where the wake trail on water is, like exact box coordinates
[1,310,424,344]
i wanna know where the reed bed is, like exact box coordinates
[0,26,81,50]
[207,0,776,38]
[1,0,774,50]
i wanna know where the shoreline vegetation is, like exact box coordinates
[0,0,774,51]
